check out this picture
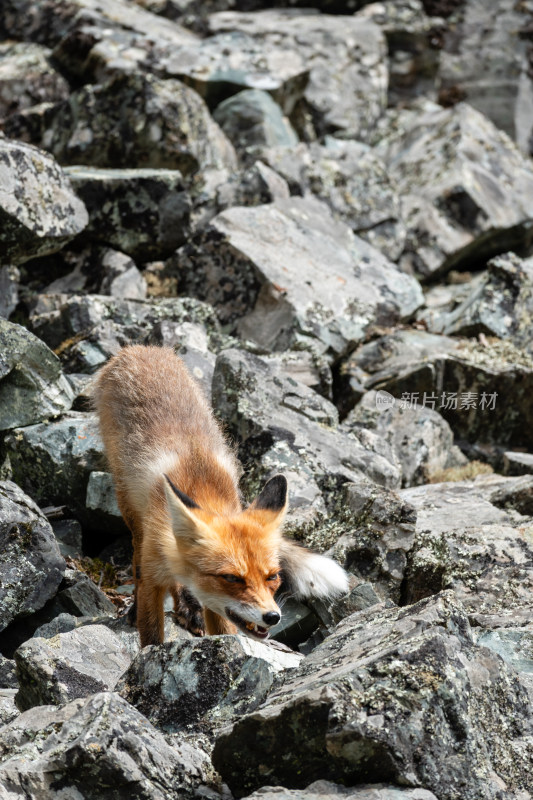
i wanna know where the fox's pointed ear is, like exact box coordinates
[163,475,201,542]
[249,475,288,528]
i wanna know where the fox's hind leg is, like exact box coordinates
[204,609,238,635]
[170,584,205,636]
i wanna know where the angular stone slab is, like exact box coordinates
[27,72,237,176]
[382,103,533,278]
[209,10,388,140]
[0,319,74,430]
[421,252,533,357]
[14,624,131,711]
[339,329,533,449]
[344,389,467,486]
[0,138,88,266]
[0,481,65,634]
[4,412,104,525]
[0,692,216,799]
[64,166,191,260]
[258,140,406,261]
[118,634,302,734]
[160,32,309,114]
[212,348,401,491]
[212,591,533,799]
[177,197,423,357]
[401,475,533,623]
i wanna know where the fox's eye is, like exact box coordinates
[220,574,245,584]
[267,573,280,582]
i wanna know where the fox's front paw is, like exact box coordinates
[172,585,205,636]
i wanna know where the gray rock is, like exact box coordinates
[438,0,533,155]
[0,138,88,266]
[52,568,117,618]
[421,252,533,356]
[51,518,83,558]
[1,0,196,48]
[98,249,147,300]
[0,318,74,430]
[0,481,65,633]
[86,471,122,520]
[338,329,533,450]
[0,266,19,320]
[245,783,439,800]
[177,197,423,357]
[503,451,533,477]
[344,390,467,486]
[212,349,401,495]
[4,413,110,528]
[401,476,533,622]
[212,591,533,799]
[270,598,322,651]
[19,72,236,176]
[213,89,299,150]
[29,293,220,371]
[0,690,18,726]
[0,656,17,690]
[258,139,406,261]
[65,166,191,261]
[14,624,132,711]
[160,31,308,114]
[356,0,445,106]
[0,691,217,799]
[0,42,69,121]
[325,477,417,602]
[209,10,388,141]
[118,634,302,734]
[381,102,533,278]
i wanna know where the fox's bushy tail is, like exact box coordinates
[279,540,349,601]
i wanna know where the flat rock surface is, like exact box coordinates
[212,591,533,799]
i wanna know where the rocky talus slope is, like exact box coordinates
[1,0,533,797]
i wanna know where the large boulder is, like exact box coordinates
[5,73,237,176]
[0,692,217,799]
[0,319,74,430]
[14,624,131,711]
[380,103,533,278]
[344,390,467,486]
[257,140,405,261]
[212,348,401,493]
[208,10,388,140]
[401,475,533,625]
[4,413,106,526]
[212,591,533,799]
[64,166,191,260]
[176,197,423,357]
[245,784,439,800]
[0,137,88,266]
[118,635,302,734]
[420,252,533,357]
[337,329,533,450]
[0,481,65,634]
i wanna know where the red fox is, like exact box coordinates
[92,345,348,647]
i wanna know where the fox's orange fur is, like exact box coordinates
[92,345,348,647]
